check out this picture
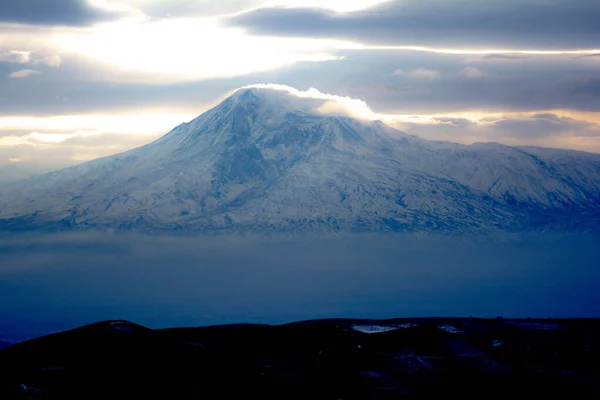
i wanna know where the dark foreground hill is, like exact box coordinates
[2,318,599,399]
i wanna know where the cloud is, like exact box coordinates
[488,113,598,138]
[228,1,600,51]
[237,83,379,120]
[0,50,62,67]
[0,111,196,175]
[0,113,195,138]
[0,129,162,181]
[117,0,390,19]
[459,66,486,78]
[36,54,62,67]
[0,51,254,115]
[396,112,600,153]
[0,0,124,26]
[48,17,344,83]
[25,131,96,144]
[431,117,474,128]
[0,50,31,63]
[285,87,600,150]
[2,45,600,121]
[267,0,391,12]
[121,0,263,18]
[8,69,40,78]
[329,50,600,114]
[0,108,202,180]
[484,54,526,60]
[391,68,439,80]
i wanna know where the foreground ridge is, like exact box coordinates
[1,317,599,399]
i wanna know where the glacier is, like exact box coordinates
[0,87,599,234]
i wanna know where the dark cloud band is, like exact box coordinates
[228,0,600,50]
[0,0,119,26]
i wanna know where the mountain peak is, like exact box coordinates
[230,87,263,105]
[1,86,600,234]
[154,85,381,150]
[228,86,313,113]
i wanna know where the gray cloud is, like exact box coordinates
[0,48,62,68]
[484,54,527,60]
[130,0,262,18]
[0,128,76,138]
[1,49,600,118]
[0,132,160,181]
[2,46,600,164]
[229,0,600,49]
[7,68,40,78]
[0,52,301,115]
[0,0,121,26]
[396,113,600,153]
[432,118,474,128]
[489,114,597,138]
[316,50,600,114]
[0,130,29,138]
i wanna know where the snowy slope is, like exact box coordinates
[0,88,599,234]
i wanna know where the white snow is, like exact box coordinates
[1,87,599,233]
[395,323,418,329]
[351,325,399,334]
[438,325,463,334]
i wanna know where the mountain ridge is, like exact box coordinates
[1,87,599,234]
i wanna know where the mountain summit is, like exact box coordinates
[1,87,599,234]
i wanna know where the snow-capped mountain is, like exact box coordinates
[1,88,599,234]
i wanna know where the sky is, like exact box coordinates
[1,0,600,181]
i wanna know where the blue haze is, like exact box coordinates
[0,232,598,342]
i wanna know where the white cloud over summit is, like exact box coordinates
[237,84,379,120]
